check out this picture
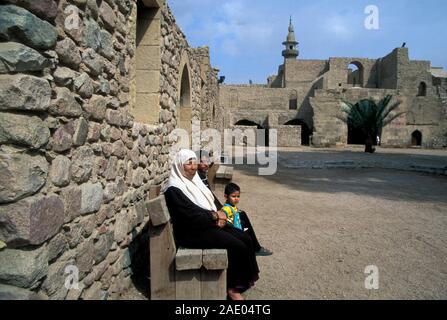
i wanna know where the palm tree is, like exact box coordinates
[338,95,404,153]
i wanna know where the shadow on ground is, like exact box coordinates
[231,149,447,205]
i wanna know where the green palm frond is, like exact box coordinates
[338,94,404,138]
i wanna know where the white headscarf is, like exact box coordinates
[163,149,217,212]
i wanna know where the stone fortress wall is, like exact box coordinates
[221,23,447,149]
[0,0,218,300]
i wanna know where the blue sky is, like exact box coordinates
[168,0,447,84]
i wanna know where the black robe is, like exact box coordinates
[198,170,262,252]
[164,186,259,291]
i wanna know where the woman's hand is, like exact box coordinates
[216,210,227,228]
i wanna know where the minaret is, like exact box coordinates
[282,17,299,61]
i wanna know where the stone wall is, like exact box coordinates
[223,43,446,149]
[273,126,301,147]
[0,0,218,300]
[379,48,399,89]
[310,88,447,148]
[325,58,378,89]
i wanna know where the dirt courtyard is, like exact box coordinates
[220,153,447,300]
[123,148,447,300]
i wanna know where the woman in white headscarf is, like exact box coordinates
[163,150,259,300]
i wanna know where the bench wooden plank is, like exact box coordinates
[176,249,203,271]
[175,270,202,300]
[203,249,228,270]
[201,270,227,300]
[149,222,176,300]
[215,166,227,179]
[146,195,171,227]
[224,166,234,180]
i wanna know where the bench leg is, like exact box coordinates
[149,223,176,300]
[201,269,227,300]
[175,270,202,300]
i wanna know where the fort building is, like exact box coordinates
[219,19,447,149]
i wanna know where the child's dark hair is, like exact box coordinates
[225,183,240,196]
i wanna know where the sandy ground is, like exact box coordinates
[123,148,447,300]
[230,164,447,299]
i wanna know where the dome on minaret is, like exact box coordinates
[282,17,299,60]
[286,18,297,43]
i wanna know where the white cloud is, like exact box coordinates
[325,15,353,39]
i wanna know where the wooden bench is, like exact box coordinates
[146,195,228,300]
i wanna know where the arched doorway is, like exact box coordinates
[412,130,422,146]
[284,119,311,146]
[234,120,269,147]
[179,64,192,138]
[347,61,364,87]
[417,82,427,96]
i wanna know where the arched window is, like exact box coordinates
[417,82,427,96]
[179,64,192,139]
[412,130,422,146]
[180,65,191,109]
[289,90,298,110]
[347,61,364,87]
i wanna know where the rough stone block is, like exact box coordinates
[112,140,127,159]
[80,182,103,215]
[51,124,73,153]
[4,0,58,21]
[106,109,129,127]
[73,117,89,146]
[75,239,95,280]
[84,95,107,121]
[82,48,104,76]
[0,194,64,247]
[82,281,103,300]
[0,5,58,50]
[202,249,228,270]
[83,18,101,51]
[93,232,114,265]
[53,67,78,86]
[0,246,48,288]
[0,112,50,149]
[99,1,116,31]
[49,155,71,187]
[175,249,203,271]
[47,233,68,262]
[74,73,94,99]
[40,259,75,298]
[55,37,81,68]
[0,42,51,73]
[146,195,170,227]
[0,284,47,300]
[49,87,83,118]
[0,146,48,204]
[0,74,51,112]
[61,186,82,222]
[72,146,94,184]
